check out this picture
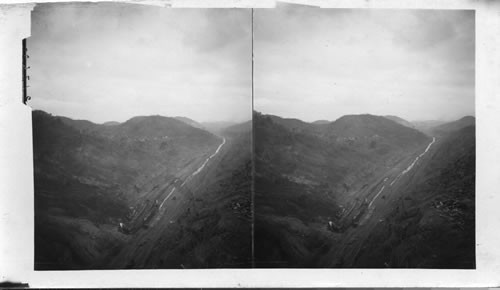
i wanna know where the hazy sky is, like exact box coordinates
[254,6,475,122]
[29,3,251,123]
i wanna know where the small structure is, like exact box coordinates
[327,220,342,232]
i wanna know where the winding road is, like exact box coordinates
[367,137,436,212]
[390,137,436,186]
[154,137,226,222]
[332,137,439,266]
[181,137,226,187]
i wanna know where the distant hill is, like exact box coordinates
[222,120,252,138]
[312,120,330,125]
[383,115,415,129]
[58,115,99,132]
[174,116,205,130]
[102,115,215,142]
[102,121,120,126]
[412,120,447,135]
[202,121,238,135]
[325,114,430,150]
[255,113,429,152]
[431,116,475,136]
[32,110,220,190]
[266,114,315,133]
[53,113,213,141]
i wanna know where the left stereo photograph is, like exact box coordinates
[28,3,252,270]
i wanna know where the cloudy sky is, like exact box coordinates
[29,3,251,124]
[254,6,475,122]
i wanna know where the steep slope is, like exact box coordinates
[58,115,100,132]
[103,120,252,269]
[254,114,340,267]
[266,115,316,133]
[431,116,475,136]
[321,125,475,268]
[254,112,431,267]
[33,110,228,269]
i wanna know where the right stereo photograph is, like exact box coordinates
[253,5,475,268]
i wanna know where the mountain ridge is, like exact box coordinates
[431,116,475,136]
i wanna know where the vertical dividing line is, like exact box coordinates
[250,7,255,269]
[22,38,27,104]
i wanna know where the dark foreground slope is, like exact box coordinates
[254,112,474,268]
[322,125,475,268]
[33,110,250,269]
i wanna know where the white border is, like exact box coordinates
[1,0,500,287]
